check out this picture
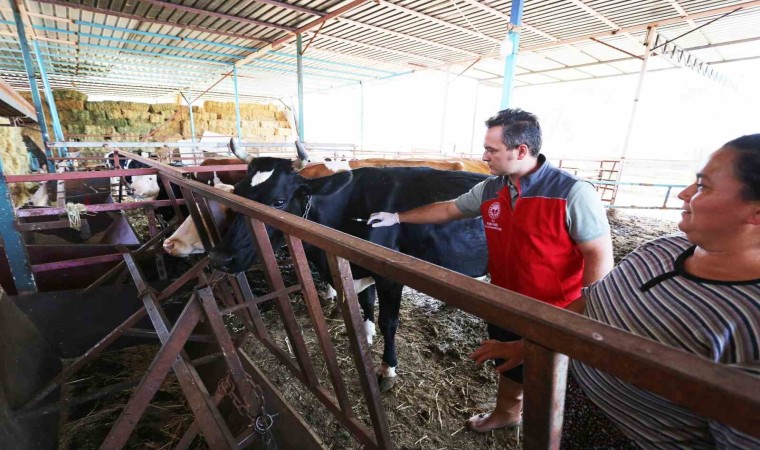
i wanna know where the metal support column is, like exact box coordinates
[232,65,242,141]
[500,0,524,109]
[33,41,67,160]
[618,26,656,187]
[0,156,37,293]
[296,34,305,142]
[11,0,52,171]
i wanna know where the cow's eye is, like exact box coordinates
[272,199,286,208]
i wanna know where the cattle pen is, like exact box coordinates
[1,150,756,449]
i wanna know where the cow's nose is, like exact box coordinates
[209,249,234,272]
[163,240,174,251]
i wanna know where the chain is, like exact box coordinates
[302,195,312,220]
[214,372,279,449]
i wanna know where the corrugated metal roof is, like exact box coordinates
[0,0,757,101]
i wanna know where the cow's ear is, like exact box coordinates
[302,171,353,195]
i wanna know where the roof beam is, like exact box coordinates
[138,0,294,33]
[298,34,446,65]
[528,0,760,51]
[31,0,275,44]
[454,0,559,42]
[375,0,500,45]
[336,19,481,57]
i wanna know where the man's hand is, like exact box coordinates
[469,339,525,373]
[368,212,399,227]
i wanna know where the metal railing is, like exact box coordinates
[113,151,758,449]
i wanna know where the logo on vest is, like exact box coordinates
[488,202,501,220]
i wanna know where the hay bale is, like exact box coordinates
[55,99,85,111]
[118,101,149,112]
[148,114,164,124]
[0,120,34,206]
[106,109,124,120]
[149,103,176,113]
[123,110,150,120]
[85,101,109,112]
[52,89,87,102]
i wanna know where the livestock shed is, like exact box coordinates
[0,0,759,449]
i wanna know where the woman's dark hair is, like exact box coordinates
[724,134,760,201]
[485,109,542,156]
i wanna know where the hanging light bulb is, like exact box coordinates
[500,38,514,57]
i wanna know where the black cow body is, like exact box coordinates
[209,157,489,388]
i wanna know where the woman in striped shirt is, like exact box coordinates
[571,134,760,448]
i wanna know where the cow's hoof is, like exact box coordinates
[377,374,397,393]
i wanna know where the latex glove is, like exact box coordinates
[368,212,400,228]
[469,339,525,373]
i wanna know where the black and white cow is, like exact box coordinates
[208,156,488,391]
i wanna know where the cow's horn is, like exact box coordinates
[229,138,252,163]
[294,140,308,169]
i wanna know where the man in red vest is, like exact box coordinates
[369,108,613,432]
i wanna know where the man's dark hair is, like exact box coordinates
[485,108,542,157]
[724,134,760,202]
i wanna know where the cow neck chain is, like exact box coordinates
[302,195,313,220]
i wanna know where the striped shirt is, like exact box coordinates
[571,234,760,449]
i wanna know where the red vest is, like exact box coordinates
[480,167,584,308]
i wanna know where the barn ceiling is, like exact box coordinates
[0,0,758,102]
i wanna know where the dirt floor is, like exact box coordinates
[58,210,680,449]
[238,210,680,450]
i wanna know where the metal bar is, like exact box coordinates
[618,26,656,200]
[10,0,51,166]
[101,297,205,449]
[6,168,158,182]
[15,199,186,217]
[274,0,370,48]
[139,0,293,32]
[233,66,242,141]
[197,287,256,409]
[19,256,210,412]
[0,150,36,293]
[81,221,179,293]
[122,328,216,343]
[297,34,305,142]
[500,0,524,109]
[523,341,568,450]
[31,253,124,272]
[285,234,353,414]
[32,40,66,158]
[219,284,302,315]
[180,187,212,252]
[231,272,271,341]
[170,176,760,436]
[120,253,237,449]
[589,37,643,60]
[326,253,392,449]
[194,194,221,246]
[248,218,319,387]
[159,176,184,222]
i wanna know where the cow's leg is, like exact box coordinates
[357,285,376,345]
[376,281,403,392]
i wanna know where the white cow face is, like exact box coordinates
[129,174,160,200]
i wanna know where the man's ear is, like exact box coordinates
[747,202,760,226]
[516,144,531,160]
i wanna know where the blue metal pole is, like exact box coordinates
[11,0,53,172]
[33,40,67,159]
[0,156,37,293]
[500,0,524,109]
[232,65,242,141]
[296,34,305,142]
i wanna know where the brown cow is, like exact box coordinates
[162,140,489,257]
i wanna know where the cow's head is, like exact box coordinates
[208,156,352,273]
[125,160,161,200]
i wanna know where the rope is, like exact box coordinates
[65,202,89,230]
